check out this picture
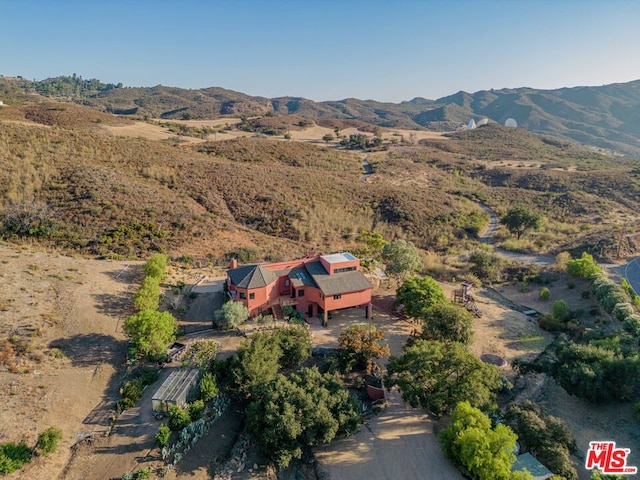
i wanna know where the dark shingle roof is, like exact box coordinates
[228,264,277,289]
[305,261,372,296]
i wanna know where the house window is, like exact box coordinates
[333,294,342,300]
[334,266,356,273]
[239,292,246,299]
[298,289,304,297]
[284,279,290,287]
[249,293,255,300]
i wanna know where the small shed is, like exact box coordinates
[152,368,200,414]
[512,453,553,480]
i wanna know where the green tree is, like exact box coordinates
[337,323,390,373]
[231,332,282,397]
[144,253,168,278]
[385,340,503,416]
[420,302,474,345]
[504,401,577,480]
[124,310,177,360]
[381,239,423,279]
[272,326,312,368]
[36,427,62,456]
[440,401,521,480]
[549,339,640,402]
[214,301,249,330]
[395,275,446,318]
[247,367,360,468]
[501,206,543,239]
[353,230,387,266]
[322,133,334,143]
[134,275,161,311]
[566,252,601,278]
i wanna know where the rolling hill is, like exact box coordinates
[2,75,640,157]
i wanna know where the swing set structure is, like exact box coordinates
[452,281,482,318]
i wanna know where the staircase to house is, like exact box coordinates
[272,304,285,321]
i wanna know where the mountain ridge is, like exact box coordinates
[2,75,640,156]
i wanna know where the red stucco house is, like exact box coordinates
[226,252,373,325]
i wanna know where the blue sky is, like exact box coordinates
[2,0,640,102]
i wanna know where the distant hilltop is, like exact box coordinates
[2,75,640,157]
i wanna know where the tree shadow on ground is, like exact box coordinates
[93,293,134,318]
[102,265,143,285]
[49,333,127,368]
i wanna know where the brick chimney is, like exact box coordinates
[230,258,238,269]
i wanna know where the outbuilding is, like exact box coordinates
[152,368,200,414]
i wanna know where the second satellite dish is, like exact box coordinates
[505,118,518,128]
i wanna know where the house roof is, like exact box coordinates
[228,264,277,289]
[512,453,553,480]
[321,252,357,264]
[305,261,372,295]
[288,266,317,288]
[152,368,200,403]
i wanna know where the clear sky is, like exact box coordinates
[2,0,639,102]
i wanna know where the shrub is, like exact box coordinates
[0,442,32,474]
[538,314,565,332]
[155,424,171,446]
[199,372,218,402]
[182,340,219,371]
[539,287,551,301]
[612,303,634,322]
[552,300,570,322]
[167,404,191,431]
[566,252,601,278]
[36,427,62,456]
[214,301,249,330]
[468,250,502,282]
[119,380,143,411]
[188,399,205,421]
[623,315,640,336]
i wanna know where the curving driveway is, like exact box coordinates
[478,204,639,276]
[624,256,640,296]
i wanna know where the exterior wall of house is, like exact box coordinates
[322,288,371,311]
[319,257,360,275]
[227,254,372,319]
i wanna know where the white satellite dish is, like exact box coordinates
[505,118,517,128]
[477,117,489,127]
[467,119,477,130]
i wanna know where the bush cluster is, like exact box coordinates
[504,401,577,480]
[591,272,638,334]
[133,254,167,312]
